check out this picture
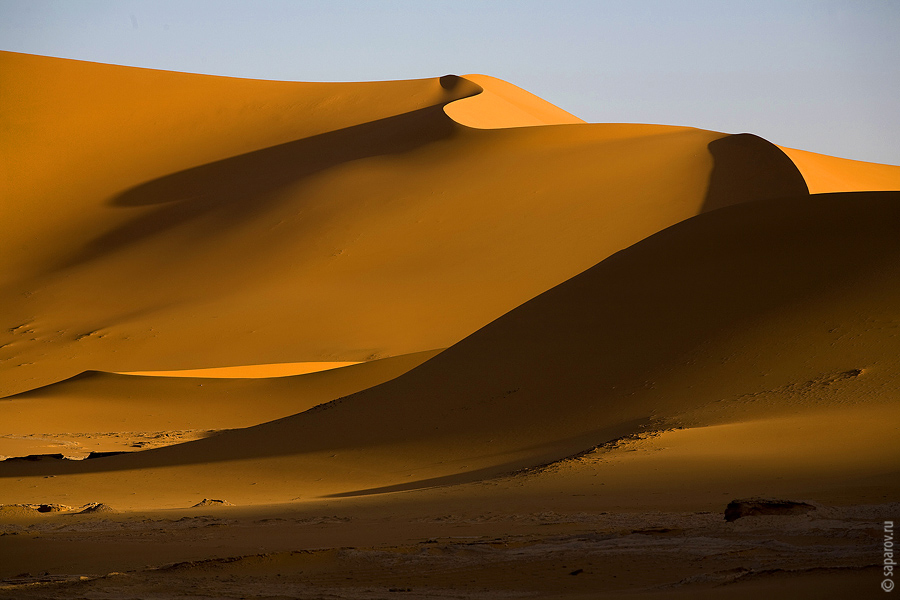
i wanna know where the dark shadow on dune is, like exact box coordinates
[703,133,809,213]
[4,370,105,394]
[439,74,467,90]
[321,461,541,498]
[0,411,640,482]
[54,105,460,270]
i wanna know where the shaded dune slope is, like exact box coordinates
[4,191,897,507]
[703,133,809,212]
[0,350,440,434]
[53,103,462,271]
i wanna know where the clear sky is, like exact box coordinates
[2,0,898,164]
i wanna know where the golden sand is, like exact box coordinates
[1,51,897,598]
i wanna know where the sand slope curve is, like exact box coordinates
[444,74,585,128]
[779,145,900,194]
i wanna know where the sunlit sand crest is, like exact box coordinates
[117,361,361,379]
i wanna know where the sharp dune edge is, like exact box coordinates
[1,51,899,599]
[116,360,362,378]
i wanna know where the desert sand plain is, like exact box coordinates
[1,51,899,599]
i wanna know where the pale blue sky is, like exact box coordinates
[2,0,898,164]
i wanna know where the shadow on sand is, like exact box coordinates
[703,133,809,213]
[56,104,461,270]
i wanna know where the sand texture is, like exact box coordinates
[1,51,898,599]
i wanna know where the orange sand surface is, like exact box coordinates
[118,361,361,378]
[443,73,586,128]
[779,145,900,193]
[1,51,898,599]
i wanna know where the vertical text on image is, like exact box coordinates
[885,520,895,592]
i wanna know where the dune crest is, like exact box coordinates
[443,74,585,128]
[118,361,360,378]
[0,350,441,438]
[0,51,482,283]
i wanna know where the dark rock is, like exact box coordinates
[5,453,66,462]
[191,498,234,508]
[78,503,116,514]
[86,451,128,459]
[725,498,816,522]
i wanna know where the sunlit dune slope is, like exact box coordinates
[780,145,900,193]
[1,52,751,397]
[3,191,897,509]
[0,51,482,282]
[443,74,585,128]
[118,361,359,378]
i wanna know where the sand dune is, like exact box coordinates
[0,350,439,458]
[1,52,482,281]
[3,191,897,509]
[1,51,739,398]
[443,73,585,128]
[2,52,898,598]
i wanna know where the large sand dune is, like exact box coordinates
[1,52,898,598]
[3,190,898,506]
[2,51,744,398]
